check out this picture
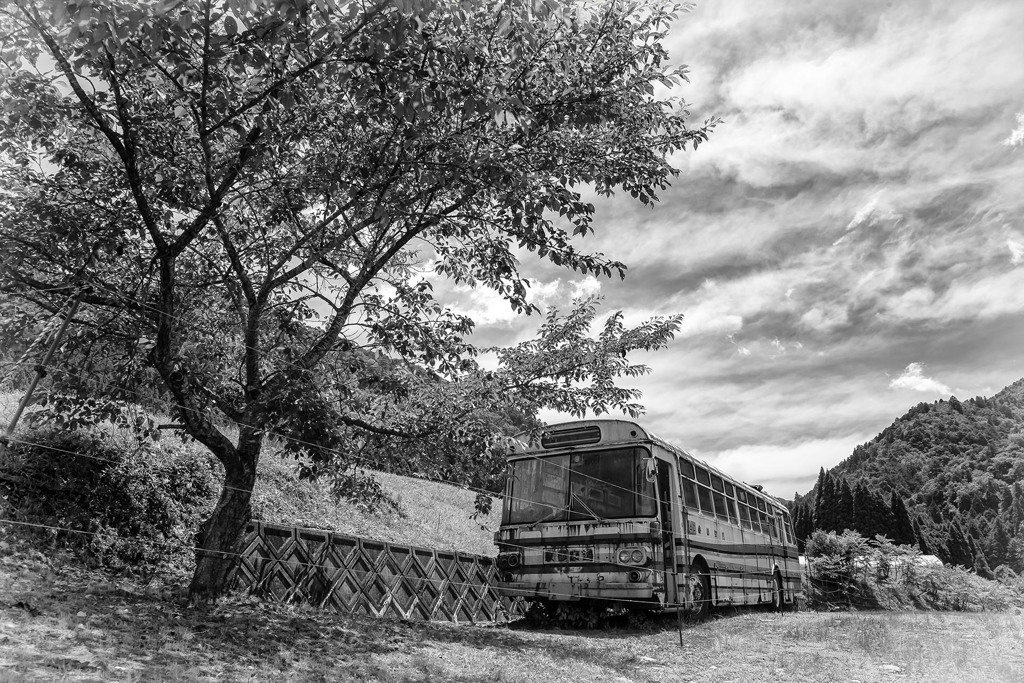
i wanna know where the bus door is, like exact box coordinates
[656,460,677,607]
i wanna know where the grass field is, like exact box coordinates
[2,392,1023,681]
[1,535,1022,683]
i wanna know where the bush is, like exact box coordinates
[803,528,1024,611]
[0,426,218,576]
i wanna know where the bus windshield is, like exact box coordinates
[505,447,657,524]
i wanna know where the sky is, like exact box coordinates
[437,0,1024,498]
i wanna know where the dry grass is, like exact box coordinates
[2,536,1022,683]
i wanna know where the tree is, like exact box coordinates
[0,0,714,596]
[836,477,854,533]
[945,517,974,569]
[792,498,814,553]
[813,468,832,531]
[889,494,916,547]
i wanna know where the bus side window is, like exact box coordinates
[726,497,739,525]
[695,466,711,487]
[681,480,699,510]
[749,506,762,533]
[697,484,714,517]
[679,460,696,480]
[738,501,752,530]
[712,490,729,522]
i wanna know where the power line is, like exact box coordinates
[0,516,697,613]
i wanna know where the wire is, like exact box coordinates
[2,432,795,602]
[0,516,696,612]
[58,278,669,508]
[2,388,796,594]
[12,278,795,537]
[3,358,797,584]
[4,352,794,542]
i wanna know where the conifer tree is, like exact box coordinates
[838,478,855,533]
[852,481,872,536]
[946,518,974,568]
[1012,482,1024,530]
[793,499,815,553]
[812,467,828,529]
[985,518,1011,568]
[913,518,932,554]
[889,495,917,546]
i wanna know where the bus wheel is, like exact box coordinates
[686,563,711,622]
[771,571,784,612]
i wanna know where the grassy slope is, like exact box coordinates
[0,390,498,559]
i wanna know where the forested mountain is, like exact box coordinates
[790,378,1024,577]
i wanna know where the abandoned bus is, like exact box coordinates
[492,419,800,618]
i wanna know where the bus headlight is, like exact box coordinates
[496,552,521,570]
[616,547,649,565]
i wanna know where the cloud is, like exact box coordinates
[570,275,602,298]
[889,363,952,395]
[462,0,1024,500]
[1004,112,1024,147]
[703,433,875,497]
[845,192,902,231]
[1008,237,1024,265]
[444,276,600,326]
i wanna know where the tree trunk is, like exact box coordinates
[188,436,260,599]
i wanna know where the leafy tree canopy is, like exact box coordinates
[0,0,714,596]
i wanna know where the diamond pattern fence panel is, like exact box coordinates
[233,521,525,623]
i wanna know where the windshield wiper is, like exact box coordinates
[570,493,605,524]
[527,506,564,530]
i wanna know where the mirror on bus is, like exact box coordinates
[643,456,658,483]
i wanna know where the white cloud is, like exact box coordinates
[570,275,602,298]
[445,276,602,326]
[704,434,873,497]
[1008,237,1024,265]
[1004,112,1024,147]
[889,363,952,395]
[846,192,902,230]
[799,305,849,333]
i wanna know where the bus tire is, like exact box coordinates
[686,562,711,622]
[771,570,784,612]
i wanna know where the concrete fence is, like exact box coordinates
[233,521,524,623]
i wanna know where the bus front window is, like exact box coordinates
[505,448,655,524]
[507,456,569,525]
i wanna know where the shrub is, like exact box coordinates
[0,426,218,576]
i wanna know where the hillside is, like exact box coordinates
[0,391,499,575]
[792,378,1024,577]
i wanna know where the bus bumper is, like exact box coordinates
[494,580,658,603]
